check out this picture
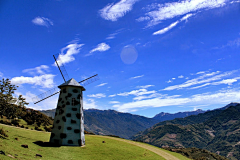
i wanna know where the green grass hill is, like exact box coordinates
[0,124,189,160]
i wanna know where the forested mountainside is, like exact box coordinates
[134,103,240,160]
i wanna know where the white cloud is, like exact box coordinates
[99,0,139,21]
[153,13,193,35]
[23,65,49,75]
[11,74,55,88]
[153,21,179,35]
[0,72,3,77]
[83,99,99,109]
[113,89,240,112]
[142,0,227,27]
[133,93,162,101]
[190,78,240,89]
[86,43,110,56]
[227,38,240,47]
[32,17,53,27]
[136,16,150,22]
[87,93,106,98]
[178,75,184,78]
[117,88,156,97]
[167,80,172,83]
[96,83,108,87]
[196,71,206,75]
[54,43,84,66]
[137,85,154,89]
[130,75,144,79]
[163,70,236,91]
[109,101,120,104]
[109,94,116,97]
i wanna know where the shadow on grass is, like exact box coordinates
[33,141,60,147]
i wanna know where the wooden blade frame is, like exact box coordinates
[79,74,99,86]
[32,74,99,104]
[53,54,70,83]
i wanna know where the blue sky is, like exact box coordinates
[1,0,240,117]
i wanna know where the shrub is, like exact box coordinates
[11,119,20,126]
[0,128,8,138]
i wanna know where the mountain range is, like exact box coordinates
[40,108,204,139]
[133,102,240,160]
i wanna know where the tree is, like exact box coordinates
[0,78,18,104]
[0,78,28,119]
[17,95,29,108]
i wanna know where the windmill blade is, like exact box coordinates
[79,74,99,86]
[53,54,70,82]
[32,87,60,104]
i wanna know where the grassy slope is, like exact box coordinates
[0,124,189,160]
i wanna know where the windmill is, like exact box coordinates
[33,54,99,146]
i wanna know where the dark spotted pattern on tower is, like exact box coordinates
[74,129,80,133]
[50,84,85,146]
[60,133,67,139]
[76,113,80,119]
[71,119,76,124]
[62,116,66,122]
[73,89,78,93]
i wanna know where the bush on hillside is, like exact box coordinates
[0,128,8,138]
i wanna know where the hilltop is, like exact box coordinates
[133,103,240,159]
[0,124,189,160]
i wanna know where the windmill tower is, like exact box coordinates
[33,54,99,146]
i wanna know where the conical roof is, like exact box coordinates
[58,78,86,91]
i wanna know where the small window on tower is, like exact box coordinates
[72,98,76,106]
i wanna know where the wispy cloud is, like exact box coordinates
[130,75,144,79]
[113,89,240,112]
[190,78,240,89]
[153,13,193,35]
[32,17,53,27]
[137,85,154,89]
[226,38,240,47]
[11,74,55,88]
[87,93,106,98]
[86,43,110,56]
[117,88,156,97]
[109,101,120,104]
[178,75,184,78]
[99,0,139,21]
[23,65,49,75]
[0,72,3,77]
[138,0,227,27]
[109,94,116,97]
[96,83,108,87]
[163,70,237,91]
[54,43,84,66]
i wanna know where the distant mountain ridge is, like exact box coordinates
[133,102,240,160]
[153,109,205,121]
[39,108,206,139]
